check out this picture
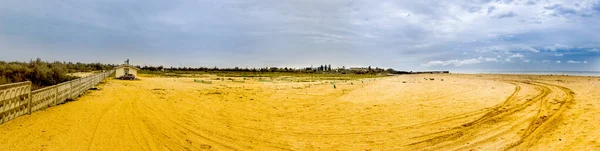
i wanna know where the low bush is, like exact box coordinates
[0,58,115,89]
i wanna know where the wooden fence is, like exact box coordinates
[0,70,114,124]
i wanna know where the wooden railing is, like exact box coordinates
[0,70,114,124]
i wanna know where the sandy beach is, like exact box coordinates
[0,74,599,150]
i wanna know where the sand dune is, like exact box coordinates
[0,74,599,150]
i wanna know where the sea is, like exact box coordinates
[454,71,600,77]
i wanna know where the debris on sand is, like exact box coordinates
[194,79,212,84]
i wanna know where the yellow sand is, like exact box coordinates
[1,74,599,150]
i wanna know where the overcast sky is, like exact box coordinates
[1,0,599,71]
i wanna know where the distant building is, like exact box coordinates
[115,59,139,80]
[349,67,369,72]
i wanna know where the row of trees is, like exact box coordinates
[1,58,427,89]
[313,64,333,71]
[0,58,116,89]
[137,64,400,75]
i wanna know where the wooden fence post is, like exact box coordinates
[27,82,32,115]
[69,80,73,100]
[54,87,58,106]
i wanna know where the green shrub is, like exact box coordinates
[0,58,114,89]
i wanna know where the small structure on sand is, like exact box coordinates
[115,59,139,80]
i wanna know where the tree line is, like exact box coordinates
[137,64,409,75]
[0,58,116,89]
[1,58,441,89]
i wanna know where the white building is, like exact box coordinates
[115,65,139,80]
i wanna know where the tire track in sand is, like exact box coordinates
[87,98,121,150]
[405,80,575,150]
